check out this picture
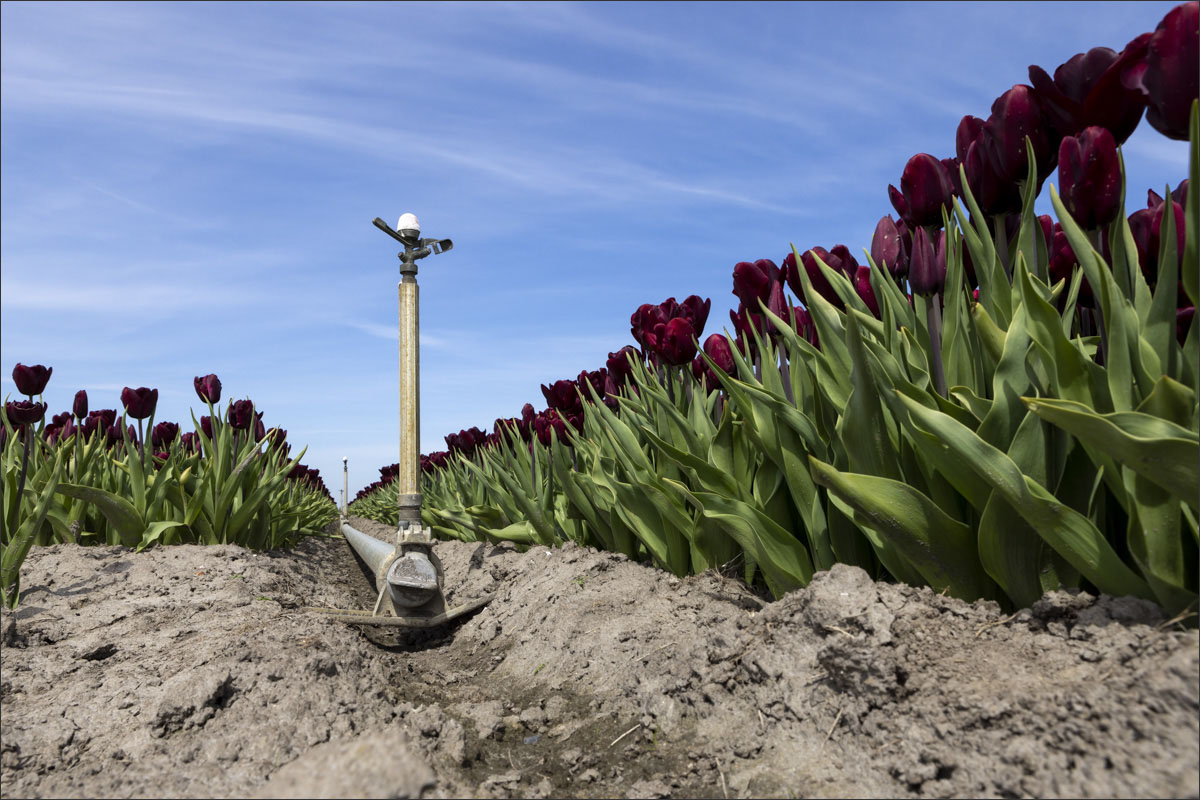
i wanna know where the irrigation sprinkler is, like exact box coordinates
[341,456,348,517]
[311,213,492,631]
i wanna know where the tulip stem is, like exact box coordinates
[779,360,794,405]
[12,426,32,536]
[993,216,1011,280]
[926,295,948,397]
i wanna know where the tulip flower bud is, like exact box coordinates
[732,260,779,309]
[982,84,1058,186]
[193,374,222,405]
[1150,199,1187,288]
[909,228,947,297]
[121,387,158,421]
[12,364,52,397]
[73,390,88,420]
[1029,46,1147,145]
[658,317,699,366]
[871,215,906,277]
[151,422,180,448]
[1058,126,1121,230]
[964,139,1022,217]
[227,399,254,430]
[888,184,911,227]
[1126,2,1199,141]
[6,400,47,425]
[787,247,843,308]
[606,346,639,386]
[702,334,736,375]
[956,116,985,162]
[541,379,582,414]
[854,266,881,318]
[899,154,956,228]
[678,294,712,339]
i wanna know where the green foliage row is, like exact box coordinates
[352,108,1200,618]
[1,402,337,607]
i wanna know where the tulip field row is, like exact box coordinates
[1,372,337,607]
[353,4,1200,618]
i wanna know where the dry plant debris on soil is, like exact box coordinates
[1,516,1197,799]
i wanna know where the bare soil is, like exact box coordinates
[1,514,1197,799]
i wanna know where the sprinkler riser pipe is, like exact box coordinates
[398,274,421,527]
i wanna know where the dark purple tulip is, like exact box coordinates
[871,215,906,277]
[703,333,735,374]
[51,411,72,428]
[658,317,698,366]
[1147,181,1190,209]
[577,368,616,407]
[606,346,639,386]
[854,267,881,318]
[630,303,665,354]
[1151,199,1187,283]
[193,374,222,405]
[120,387,158,420]
[6,400,47,425]
[964,139,1022,216]
[227,399,254,430]
[43,424,62,445]
[1125,2,1199,141]
[784,247,835,307]
[541,379,582,414]
[73,390,88,420]
[151,421,179,448]
[12,364,52,397]
[729,306,764,341]
[253,413,265,442]
[181,431,201,454]
[91,409,117,429]
[941,157,963,197]
[732,259,781,309]
[533,409,570,447]
[199,415,215,440]
[1058,126,1122,230]
[829,245,860,275]
[909,227,947,297]
[678,295,711,339]
[1029,46,1147,144]
[1037,215,1054,253]
[981,84,1056,185]
[956,116,985,162]
[266,427,287,449]
[899,154,956,228]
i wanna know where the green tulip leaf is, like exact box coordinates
[1023,396,1199,512]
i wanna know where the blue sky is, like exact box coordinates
[1,1,1189,500]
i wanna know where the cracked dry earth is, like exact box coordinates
[1,514,1197,799]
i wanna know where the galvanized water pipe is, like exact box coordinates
[341,521,441,614]
[397,268,421,529]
